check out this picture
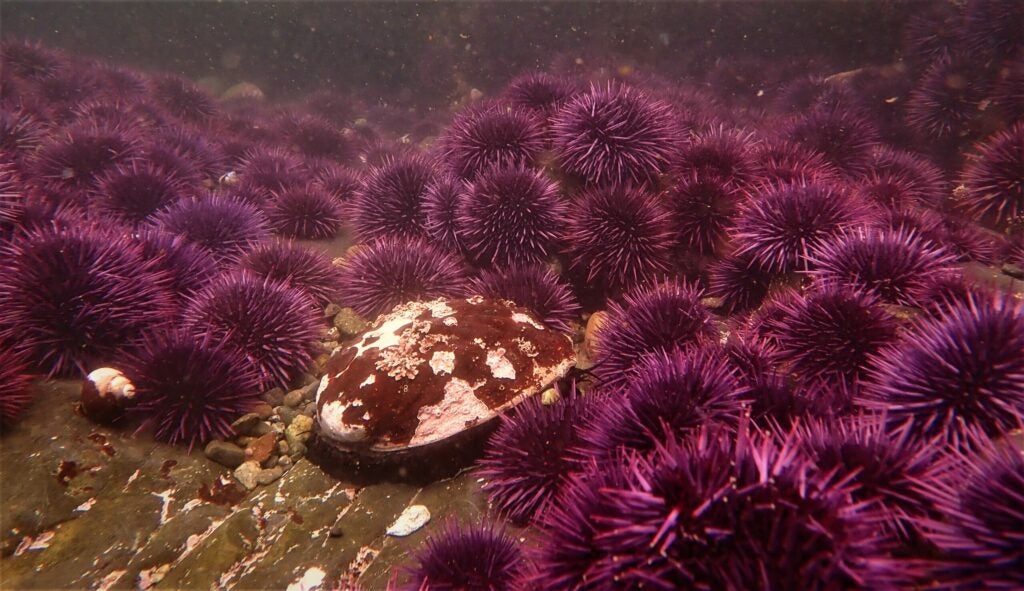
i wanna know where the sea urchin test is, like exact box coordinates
[316,297,575,458]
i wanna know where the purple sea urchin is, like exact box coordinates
[478,393,591,523]
[237,240,343,307]
[456,165,565,268]
[920,436,1024,589]
[905,56,984,146]
[809,227,958,307]
[136,228,219,300]
[153,193,270,262]
[236,146,307,201]
[564,185,676,294]
[575,347,743,461]
[403,521,524,591]
[764,285,899,392]
[336,236,469,319]
[860,292,1024,444]
[960,122,1024,228]
[422,173,465,253]
[733,180,867,273]
[0,225,174,377]
[150,74,217,123]
[782,104,880,176]
[127,331,261,449]
[551,82,680,188]
[663,171,743,256]
[92,160,190,225]
[277,112,355,162]
[592,280,715,392]
[867,147,947,210]
[265,184,343,240]
[502,72,576,117]
[673,125,759,187]
[0,343,34,425]
[470,264,580,333]
[350,153,436,241]
[440,102,547,179]
[753,138,841,185]
[183,272,321,388]
[30,123,139,204]
[707,253,776,315]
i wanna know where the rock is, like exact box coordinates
[233,461,261,490]
[289,442,307,458]
[298,381,319,400]
[300,401,316,417]
[262,455,278,469]
[316,297,576,458]
[283,389,304,408]
[577,310,606,371]
[277,406,299,426]
[256,467,283,486]
[230,413,262,436]
[323,303,342,318]
[220,81,264,101]
[333,307,369,336]
[541,388,560,405]
[250,421,274,437]
[328,523,344,538]
[204,440,246,469]
[385,504,431,537]
[261,387,285,407]
[252,403,274,420]
[285,416,313,449]
[277,440,290,455]
[244,433,277,464]
[278,455,292,469]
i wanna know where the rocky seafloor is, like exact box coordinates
[2,1,1024,588]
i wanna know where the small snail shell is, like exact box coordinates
[81,367,136,424]
[86,367,136,401]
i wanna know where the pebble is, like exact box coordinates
[261,387,285,407]
[230,413,262,436]
[541,388,560,405]
[250,421,274,437]
[233,460,261,490]
[262,455,278,469]
[283,389,304,408]
[290,414,314,436]
[278,406,299,425]
[252,403,274,420]
[277,440,290,455]
[298,380,319,400]
[323,303,342,319]
[256,466,284,485]
[204,440,246,469]
[278,455,292,468]
[328,523,344,538]
[333,307,369,336]
[300,401,316,417]
[245,432,277,464]
[386,505,431,537]
[290,441,307,458]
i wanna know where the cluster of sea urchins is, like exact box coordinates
[3,5,1024,585]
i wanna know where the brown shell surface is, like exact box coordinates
[315,297,575,453]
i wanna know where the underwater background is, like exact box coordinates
[1,1,1022,589]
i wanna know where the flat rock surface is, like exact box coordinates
[1,379,489,589]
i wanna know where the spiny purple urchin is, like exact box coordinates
[29,123,140,203]
[312,163,361,205]
[127,331,262,449]
[733,180,868,273]
[959,121,1024,228]
[707,252,777,315]
[276,112,355,163]
[403,521,524,591]
[153,193,270,262]
[236,240,343,307]
[867,147,947,210]
[963,0,1024,63]
[663,171,743,257]
[183,272,321,388]
[0,343,34,425]
[135,228,219,300]
[794,414,943,544]
[149,74,218,123]
[149,127,227,182]
[673,125,759,187]
[763,285,899,392]
[423,172,465,253]
[477,393,591,523]
[919,436,1024,589]
[264,184,343,240]
[502,71,576,117]
[564,184,676,294]
[551,82,681,188]
[752,138,842,185]
[575,347,743,462]
[854,168,941,211]
[905,56,984,146]
[0,108,48,161]
[592,280,715,392]
[0,225,174,377]
[808,227,958,307]
[900,4,964,67]
[0,39,64,80]
[336,236,469,319]
[860,292,1024,444]
[782,104,881,177]
[440,102,547,179]
[92,160,190,225]
[350,153,436,242]
[455,165,565,268]
[470,264,580,333]
[235,146,308,201]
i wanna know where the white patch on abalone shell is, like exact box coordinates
[359,374,375,388]
[410,378,490,446]
[286,567,326,591]
[386,504,431,537]
[511,311,545,330]
[486,348,516,379]
[424,299,455,318]
[443,316,457,326]
[429,350,455,375]
[515,337,538,357]
[467,295,484,304]
[319,400,368,443]
[315,374,330,400]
